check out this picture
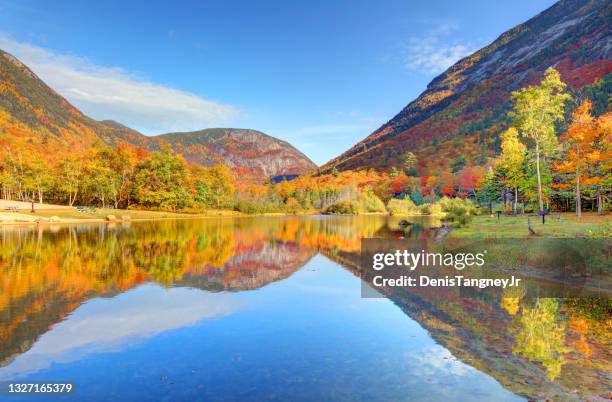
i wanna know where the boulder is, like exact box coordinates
[106,215,117,221]
[121,214,131,221]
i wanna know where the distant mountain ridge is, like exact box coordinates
[324,0,612,174]
[156,128,316,178]
[0,50,316,180]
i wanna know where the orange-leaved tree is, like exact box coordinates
[555,99,601,217]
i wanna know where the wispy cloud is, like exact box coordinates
[0,284,241,378]
[0,34,241,134]
[401,22,478,75]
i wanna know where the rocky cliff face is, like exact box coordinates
[156,128,317,179]
[179,240,315,291]
[324,0,611,174]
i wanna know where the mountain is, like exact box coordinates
[324,0,611,174]
[0,49,316,179]
[0,49,109,155]
[155,128,316,178]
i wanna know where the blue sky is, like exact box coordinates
[0,0,556,165]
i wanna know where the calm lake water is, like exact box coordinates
[0,216,609,401]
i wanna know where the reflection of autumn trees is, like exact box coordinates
[321,237,611,400]
[511,299,569,380]
[500,282,526,316]
[1,217,388,304]
[3,217,609,400]
[0,216,388,367]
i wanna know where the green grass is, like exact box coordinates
[452,212,611,238]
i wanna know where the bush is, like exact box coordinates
[419,203,432,215]
[284,197,301,214]
[323,201,359,215]
[387,197,419,215]
[234,199,280,214]
[439,197,476,226]
[358,192,386,213]
[429,203,442,216]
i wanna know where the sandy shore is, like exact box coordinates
[0,199,241,226]
[0,212,107,225]
[0,199,73,210]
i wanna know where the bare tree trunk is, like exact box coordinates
[527,215,535,235]
[503,189,507,210]
[535,140,544,213]
[514,187,518,214]
[69,189,78,207]
[597,187,603,216]
[575,171,581,217]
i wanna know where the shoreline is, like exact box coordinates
[0,206,398,227]
[0,213,242,227]
[0,211,389,227]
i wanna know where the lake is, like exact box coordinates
[0,216,609,401]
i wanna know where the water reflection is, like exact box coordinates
[2,285,241,378]
[0,216,610,401]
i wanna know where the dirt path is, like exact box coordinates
[0,199,72,211]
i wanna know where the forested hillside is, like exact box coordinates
[0,49,315,182]
[324,0,611,175]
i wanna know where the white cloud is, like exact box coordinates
[402,23,478,75]
[0,34,241,134]
[0,284,242,378]
[406,345,474,377]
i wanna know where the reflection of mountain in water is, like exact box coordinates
[177,240,316,291]
[319,246,611,401]
[1,216,609,401]
[0,218,345,368]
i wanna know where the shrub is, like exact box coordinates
[429,203,443,216]
[234,199,280,214]
[416,203,442,215]
[439,197,476,226]
[323,201,358,214]
[285,197,301,214]
[387,197,419,215]
[419,203,432,215]
[358,192,387,213]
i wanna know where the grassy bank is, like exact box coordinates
[452,212,611,238]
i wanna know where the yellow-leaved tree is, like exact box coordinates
[510,68,571,213]
[499,127,526,213]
